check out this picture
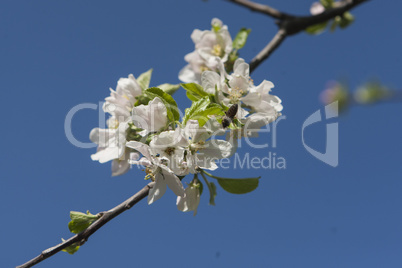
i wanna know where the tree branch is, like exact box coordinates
[244,0,369,73]
[16,182,155,268]
[280,0,370,35]
[17,1,371,267]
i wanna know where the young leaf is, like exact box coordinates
[181,83,209,99]
[320,0,334,9]
[338,12,354,29]
[305,22,328,35]
[157,83,181,95]
[144,87,180,122]
[216,178,259,194]
[61,238,80,254]
[203,170,260,194]
[137,69,153,90]
[182,97,210,125]
[186,91,201,101]
[233,28,251,50]
[68,211,99,234]
[193,104,224,127]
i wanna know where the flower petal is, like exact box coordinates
[148,174,167,204]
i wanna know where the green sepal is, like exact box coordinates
[137,69,153,91]
[134,94,151,106]
[68,211,100,234]
[144,87,180,122]
[61,238,80,254]
[157,83,181,95]
[233,28,251,50]
[330,19,338,32]
[203,170,260,194]
[228,118,244,130]
[200,172,217,206]
[338,12,354,29]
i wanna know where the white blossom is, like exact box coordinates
[103,74,143,122]
[179,18,233,83]
[131,97,168,136]
[89,121,131,176]
[177,182,201,216]
[241,80,283,114]
[126,141,185,204]
[149,129,188,175]
[182,120,232,172]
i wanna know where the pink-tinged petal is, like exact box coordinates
[148,174,167,204]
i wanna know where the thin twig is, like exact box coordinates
[16,182,155,268]
[227,0,293,20]
[249,28,287,73]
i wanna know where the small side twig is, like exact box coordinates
[242,0,370,73]
[227,0,293,20]
[17,182,155,268]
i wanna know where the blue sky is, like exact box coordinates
[2,0,402,267]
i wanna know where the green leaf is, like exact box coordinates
[338,12,354,29]
[68,211,99,234]
[134,95,151,106]
[182,97,210,125]
[181,83,209,99]
[217,178,260,194]
[157,83,181,95]
[203,170,260,194]
[305,22,328,35]
[193,104,224,127]
[233,28,251,50]
[186,91,200,101]
[137,69,153,90]
[144,87,180,122]
[320,0,334,9]
[200,172,217,206]
[61,238,80,254]
[330,19,338,32]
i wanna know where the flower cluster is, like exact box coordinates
[90,19,283,215]
[179,18,233,83]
